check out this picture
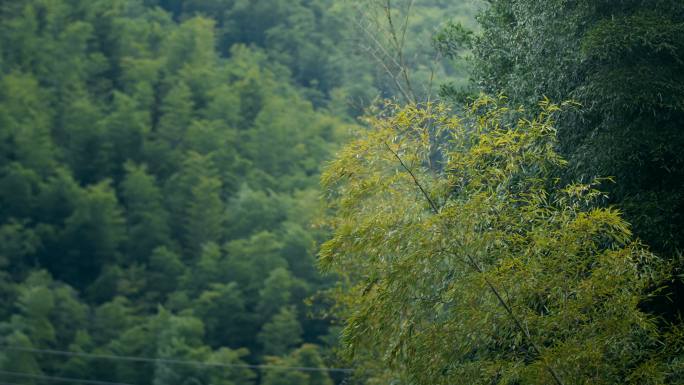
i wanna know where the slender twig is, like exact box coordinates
[353,16,403,71]
[365,46,414,104]
[352,1,417,103]
[386,140,566,385]
[384,0,416,102]
[383,141,439,215]
[353,14,416,104]
[463,254,565,385]
[399,0,414,56]
[426,50,440,106]
[398,0,416,100]
[384,0,400,52]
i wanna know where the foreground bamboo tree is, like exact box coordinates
[320,96,683,385]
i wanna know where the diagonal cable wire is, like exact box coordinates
[0,370,136,385]
[0,381,36,385]
[0,346,354,373]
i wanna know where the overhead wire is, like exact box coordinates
[0,370,136,385]
[0,381,35,385]
[0,345,354,373]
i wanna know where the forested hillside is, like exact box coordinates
[0,1,346,383]
[0,1,481,384]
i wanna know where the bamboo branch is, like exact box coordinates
[353,1,416,104]
[353,16,403,71]
[386,139,566,385]
[464,254,565,385]
[384,0,416,102]
[383,140,439,213]
[365,46,414,104]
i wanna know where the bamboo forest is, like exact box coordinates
[0,1,682,384]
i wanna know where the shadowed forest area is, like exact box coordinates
[0,1,682,385]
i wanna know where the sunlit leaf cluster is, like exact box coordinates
[321,96,683,384]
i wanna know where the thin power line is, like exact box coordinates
[0,381,32,385]
[0,370,136,385]
[0,346,354,373]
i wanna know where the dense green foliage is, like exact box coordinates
[321,98,684,384]
[319,1,684,384]
[0,0,356,383]
[470,0,684,260]
[4,0,682,384]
